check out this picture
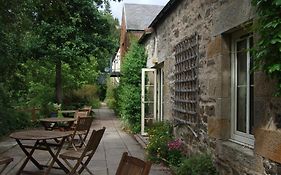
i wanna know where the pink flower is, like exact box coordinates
[167,139,183,150]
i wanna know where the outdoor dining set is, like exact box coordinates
[0,106,152,175]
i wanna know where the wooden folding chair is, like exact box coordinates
[69,110,89,130]
[116,152,151,175]
[68,116,94,151]
[60,127,106,175]
[0,156,13,174]
[74,111,88,120]
[80,106,92,116]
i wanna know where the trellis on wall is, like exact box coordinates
[173,33,199,124]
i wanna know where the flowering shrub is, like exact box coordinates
[146,122,184,167]
[146,122,218,174]
[146,122,173,163]
[167,139,184,167]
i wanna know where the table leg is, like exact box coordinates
[43,138,69,175]
[16,139,43,175]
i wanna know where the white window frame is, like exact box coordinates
[157,68,164,121]
[231,31,254,146]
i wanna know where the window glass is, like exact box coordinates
[236,39,247,133]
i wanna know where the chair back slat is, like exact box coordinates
[115,152,151,175]
[74,111,88,119]
[76,116,93,131]
[80,106,92,115]
[84,127,105,153]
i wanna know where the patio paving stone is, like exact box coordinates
[0,104,171,175]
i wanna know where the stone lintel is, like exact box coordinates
[207,35,222,59]
[212,0,255,36]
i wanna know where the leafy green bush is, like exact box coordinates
[176,153,218,175]
[0,85,33,136]
[116,41,146,133]
[64,84,100,109]
[105,77,118,110]
[0,109,32,136]
[146,121,173,162]
[119,84,142,132]
[90,98,101,109]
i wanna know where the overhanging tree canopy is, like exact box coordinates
[26,0,118,103]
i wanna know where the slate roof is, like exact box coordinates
[123,3,164,31]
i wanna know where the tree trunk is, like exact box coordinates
[55,60,62,104]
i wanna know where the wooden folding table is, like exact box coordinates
[10,130,72,175]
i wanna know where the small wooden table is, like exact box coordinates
[10,130,72,175]
[40,118,76,131]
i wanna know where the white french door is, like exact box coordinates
[157,69,164,121]
[141,68,157,135]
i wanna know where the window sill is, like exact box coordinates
[226,139,254,153]
[228,138,254,149]
[216,140,255,161]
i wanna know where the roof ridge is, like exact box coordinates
[124,3,164,7]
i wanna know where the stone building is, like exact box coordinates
[119,3,163,59]
[139,0,281,174]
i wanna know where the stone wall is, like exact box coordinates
[142,0,281,174]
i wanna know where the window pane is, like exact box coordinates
[249,36,254,134]
[250,86,254,134]
[237,87,246,132]
[236,39,247,133]
[237,40,247,86]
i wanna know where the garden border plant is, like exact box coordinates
[176,153,218,175]
[146,121,218,174]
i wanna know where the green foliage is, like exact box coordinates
[105,77,118,110]
[0,0,119,135]
[64,84,100,109]
[176,153,218,175]
[119,85,142,132]
[146,122,187,168]
[23,0,119,103]
[0,108,32,137]
[117,41,146,133]
[0,84,33,136]
[251,0,281,95]
[146,122,173,163]
[90,99,101,109]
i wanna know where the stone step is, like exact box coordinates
[134,134,149,149]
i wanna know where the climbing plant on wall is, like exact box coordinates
[251,0,281,95]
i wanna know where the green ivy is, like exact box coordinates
[252,0,281,95]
